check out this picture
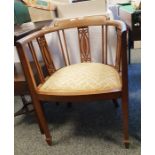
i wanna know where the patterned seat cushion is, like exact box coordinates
[38,63,122,95]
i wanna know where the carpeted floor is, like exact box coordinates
[14,49,141,155]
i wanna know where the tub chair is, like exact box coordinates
[16,15,129,148]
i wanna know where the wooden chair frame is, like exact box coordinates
[16,15,129,148]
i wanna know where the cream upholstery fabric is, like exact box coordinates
[38,63,122,95]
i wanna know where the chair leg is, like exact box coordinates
[37,120,44,134]
[36,103,45,135]
[112,99,119,108]
[121,95,129,149]
[56,102,60,106]
[33,98,52,145]
[67,102,72,108]
[14,95,34,117]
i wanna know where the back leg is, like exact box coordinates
[67,102,72,108]
[112,99,119,108]
[56,102,60,106]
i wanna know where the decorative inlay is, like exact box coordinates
[78,27,91,62]
[37,36,55,74]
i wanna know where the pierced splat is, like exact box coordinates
[78,27,91,62]
[37,36,56,75]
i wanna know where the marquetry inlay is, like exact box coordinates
[37,36,55,74]
[78,27,91,62]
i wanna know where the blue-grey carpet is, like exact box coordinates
[14,64,141,155]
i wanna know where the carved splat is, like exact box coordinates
[78,27,91,62]
[37,36,56,75]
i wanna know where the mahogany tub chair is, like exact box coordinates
[16,15,129,148]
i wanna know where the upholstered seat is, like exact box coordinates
[38,63,122,95]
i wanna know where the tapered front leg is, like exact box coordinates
[33,98,52,145]
[112,99,119,108]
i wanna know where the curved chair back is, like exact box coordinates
[16,15,127,93]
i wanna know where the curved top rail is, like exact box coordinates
[16,15,126,45]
